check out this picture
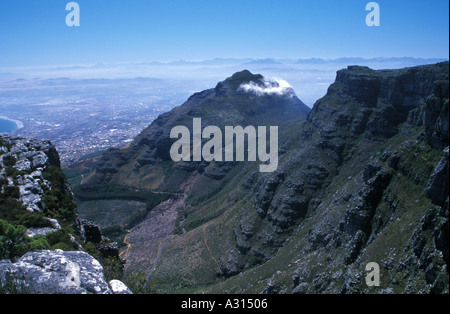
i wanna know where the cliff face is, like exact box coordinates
[0,136,131,294]
[266,62,449,294]
[332,63,448,148]
[206,62,449,293]
[71,63,448,294]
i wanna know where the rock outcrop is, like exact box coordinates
[1,137,60,213]
[74,218,120,258]
[0,250,131,294]
[1,135,131,294]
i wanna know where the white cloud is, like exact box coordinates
[239,77,294,97]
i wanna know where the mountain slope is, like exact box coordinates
[199,62,449,294]
[73,63,448,294]
[73,70,311,288]
[82,70,310,191]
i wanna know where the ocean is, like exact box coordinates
[0,117,19,133]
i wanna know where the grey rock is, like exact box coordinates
[26,218,61,237]
[13,159,31,172]
[0,250,131,294]
[254,172,285,218]
[1,137,58,213]
[96,241,119,258]
[109,279,132,294]
[219,249,241,278]
[425,147,449,206]
[18,175,47,213]
[74,218,103,244]
[4,137,60,168]
[423,80,449,150]
[32,151,49,168]
[26,227,57,237]
[336,66,381,106]
[292,282,309,294]
[379,287,395,294]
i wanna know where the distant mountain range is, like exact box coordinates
[76,57,450,67]
[101,57,448,67]
[3,57,445,72]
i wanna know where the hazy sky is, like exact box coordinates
[0,0,448,67]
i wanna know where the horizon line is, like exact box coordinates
[1,56,449,71]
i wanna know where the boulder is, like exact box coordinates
[96,241,119,258]
[0,250,131,294]
[109,279,132,294]
[75,218,103,244]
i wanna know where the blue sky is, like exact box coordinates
[0,0,448,67]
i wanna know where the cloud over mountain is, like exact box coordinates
[239,77,295,97]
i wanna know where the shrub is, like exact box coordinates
[45,229,78,251]
[0,219,51,259]
[42,166,77,222]
[28,235,50,251]
[0,198,29,224]
[18,212,53,229]
[2,186,20,199]
[5,167,16,177]
[2,155,16,167]
[0,219,29,259]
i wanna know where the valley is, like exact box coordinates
[68,62,449,293]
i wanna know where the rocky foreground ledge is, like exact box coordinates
[0,250,131,294]
[1,136,131,294]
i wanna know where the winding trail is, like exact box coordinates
[146,235,176,280]
[203,224,221,272]
[119,232,131,259]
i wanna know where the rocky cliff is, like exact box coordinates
[0,136,131,294]
[201,62,449,293]
[71,62,448,294]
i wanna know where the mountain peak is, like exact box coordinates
[84,70,310,185]
[214,70,264,93]
[215,70,297,99]
[229,69,264,84]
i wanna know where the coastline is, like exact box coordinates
[0,115,24,131]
